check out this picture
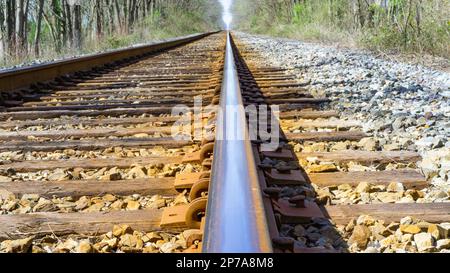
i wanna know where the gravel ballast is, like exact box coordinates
[235,31,450,253]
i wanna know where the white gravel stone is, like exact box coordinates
[413,233,435,252]
[235,31,450,197]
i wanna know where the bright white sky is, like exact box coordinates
[219,0,233,29]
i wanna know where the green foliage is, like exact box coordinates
[390,0,407,9]
[235,0,449,58]
[1,0,220,68]
[292,3,304,24]
[105,35,133,49]
[89,1,221,55]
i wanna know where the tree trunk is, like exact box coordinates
[51,0,63,53]
[106,0,115,34]
[356,0,365,28]
[61,0,68,47]
[64,0,73,48]
[73,4,82,50]
[0,1,5,60]
[34,0,44,57]
[96,0,102,39]
[123,0,129,32]
[114,0,122,33]
[415,0,422,35]
[86,4,95,41]
[23,0,30,55]
[142,0,146,18]
[17,0,25,57]
[6,0,16,57]
[129,0,137,31]
[403,0,414,47]
[150,0,154,21]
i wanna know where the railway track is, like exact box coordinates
[230,35,450,253]
[0,32,225,253]
[0,31,449,253]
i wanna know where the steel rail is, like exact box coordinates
[0,32,218,92]
[202,32,273,253]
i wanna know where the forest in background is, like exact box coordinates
[235,0,450,58]
[0,0,220,68]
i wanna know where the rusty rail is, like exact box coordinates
[202,32,272,253]
[0,32,217,92]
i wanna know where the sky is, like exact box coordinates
[219,0,233,29]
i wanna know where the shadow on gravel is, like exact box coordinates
[231,35,350,253]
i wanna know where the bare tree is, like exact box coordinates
[0,2,6,57]
[64,0,73,47]
[1,0,218,65]
[6,0,17,57]
[96,0,103,38]
[34,0,44,57]
[73,2,82,50]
